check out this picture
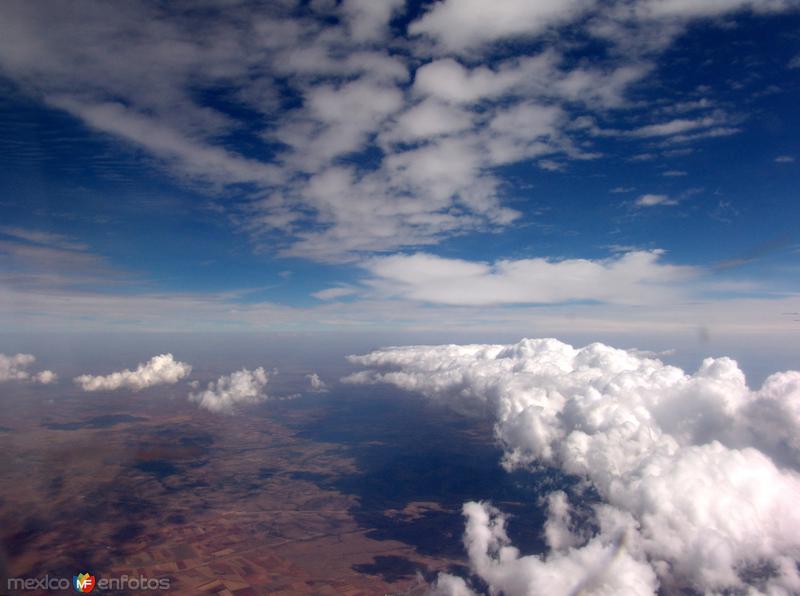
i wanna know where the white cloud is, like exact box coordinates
[632,0,794,20]
[659,125,741,145]
[0,353,57,384]
[383,98,473,142]
[635,193,677,207]
[346,338,800,594]
[306,372,328,392]
[435,500,658,596]
[74,353,192,391]
[34,370,58,384]
[790,55,800,69]
[409,0,593,52]
[661,169,687,176]
[188,367,269,414]
[775,155,795,163]
[49,97,280,188]
[1,1,791,261]
[312,286,358,300]
[0,227,88,251]
[364,250,697,306]
[628,115,722,137]
[340,0,404,42]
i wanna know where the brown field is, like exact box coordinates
[0,384,478,595]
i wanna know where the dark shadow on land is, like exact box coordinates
[42,414,146,430]
[353,555,431,583]
[1,422,214,582]
[281,386,576,561]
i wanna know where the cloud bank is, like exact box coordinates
[74,353,191,392]
[0,353,57,384]
[365,250,697,306]
[188,367,269,414]
[347,338,800,594]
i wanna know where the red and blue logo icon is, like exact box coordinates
[73,572,96,593]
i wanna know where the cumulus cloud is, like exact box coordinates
[306,372,328,393]
[347,338,800,594]
[188,367,269,414]
[364,250,697,306]
[74,353,191,391]
[0,353,57,384]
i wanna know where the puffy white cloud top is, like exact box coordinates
[74,353,191,391]
[188,367,269,414]
[346,338,800,595]
[306,372,328,392]
[0,353,57,384]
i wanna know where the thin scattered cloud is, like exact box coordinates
[311,286,358,301]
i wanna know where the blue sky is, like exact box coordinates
[0,0,799,340]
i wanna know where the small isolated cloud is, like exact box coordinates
[635,193,678,207]
[347,338,800,595]
[775,155,795,163]
[188,367,269,414]
[311,286,358,300]
[306,372,328,392]
[34,370,58,384]
[0,353,57,384]
[364,250,696,306]
[74,353,191,392]
[789,55,800,69]
[610,186,635,193]
[662,170,687,176]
